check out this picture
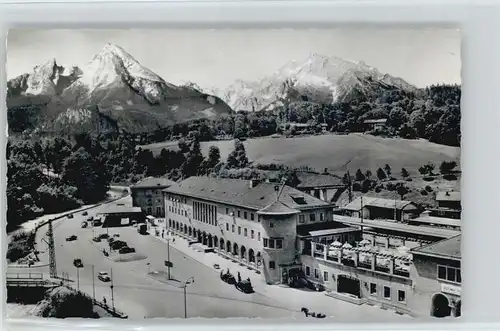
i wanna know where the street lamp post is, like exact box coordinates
[76,266,80,291]
[110,267,115,312]
[182,277,195,319]
[92,264,96,300]
[166,238,171,280]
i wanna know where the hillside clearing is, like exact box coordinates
[139,133,460,176]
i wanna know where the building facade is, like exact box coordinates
[344,196,421,222]
[410,235,462,318]
[163,177,334,284]
[130,177,176,217]
[295,172,345,203]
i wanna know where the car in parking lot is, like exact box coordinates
[92,237,101,242]
[73,258,83,268]
[67,214,74,219]
[98,271,111,282]
[82,211,88,216]
[66,235,78,241]
[119,246,136,254]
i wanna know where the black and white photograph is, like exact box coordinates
[5,28,461,321]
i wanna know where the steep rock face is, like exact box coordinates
[217,53,416,112]
[7,43,233,134]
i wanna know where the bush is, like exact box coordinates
[7,230,35,263]
[386,183,396,191]
[352,182,362,191]
[375,187,382,193]
[36,287,97,318]
[420,190,428,195]
[425,185,433,192]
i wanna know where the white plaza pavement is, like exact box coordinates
[151,227,414,323]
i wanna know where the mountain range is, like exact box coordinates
[7,43,233,134]
[211,53,417,112]
[7,45,417,135]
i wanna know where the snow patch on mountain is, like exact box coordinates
[217,53,415,111]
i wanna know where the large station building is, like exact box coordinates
[162,176,462,319]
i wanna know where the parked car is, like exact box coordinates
[92,237,101,242]
[108,237,115,244]
[113,234,120,238]
[82,211,88,216]
[66,235,77,242]
[98,271,111,282]
[81,222,88,228]
[93,219,102,227]
[87,216,94,222]
[98,233,109,240]
[235,279,254,294]
[73,258,83,268]
[67,214,74,219]
[119,246,136,254]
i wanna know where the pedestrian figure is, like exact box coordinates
[172,238,175,243]
[237,272,241,283]
[103,297,107,306]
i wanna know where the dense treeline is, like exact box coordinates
[132,84,461,147]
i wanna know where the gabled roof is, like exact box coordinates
[98,205,143,215]
[164,176,330,210]
[344,196,418,211]
[296,172,344,189]
[257,200,300,215]
[436,191,461,202]
[411,234,461,260]
[131,177,176,189]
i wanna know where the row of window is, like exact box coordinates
[225,208,259,222]
[263,238,283,249]
[298,212,325,224]
[369,283,406,303]
[303,266,406,303]
[167,195,188,204]
[146,198,162,205]
[193,201,218,225]
[438,265,461,284]
[225,223,261,241]
[168,205,188,217]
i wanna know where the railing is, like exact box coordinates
[6,272,43,280]
[393,268,410,278]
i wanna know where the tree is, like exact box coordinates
[419,163,435,176]
[396,183,410,199]
[200,145,221,175]
[365,170,372,179]
[384,164,392,178]
[227,139,249,168]
[401,168,410,178]
[440,161,457,174]
[377,167,387,180]
[355,169,365,181]
[62,147,109,203]
[181,138,205,178]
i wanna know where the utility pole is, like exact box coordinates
[360,196,364,234]
[394,192,397,222]
[110,268,115,312]
[92,265,96,300]
[347,170,353,203]
[47,220,57,278]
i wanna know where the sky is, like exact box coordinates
[7,28,461,90]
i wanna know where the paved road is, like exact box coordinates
[9,195,299,319]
